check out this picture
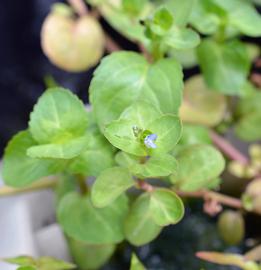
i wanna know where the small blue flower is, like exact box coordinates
[144,134,157,149]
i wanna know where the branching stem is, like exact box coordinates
[210,131,249,165]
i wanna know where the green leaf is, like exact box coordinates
[29,88,88,144]
[68,127,115,176]
[162,0,196,26]
[211,0,261,37]
[235,113,261,141]
[105,111,181,156]
[170,48,198,69]
[17,267,36,270]
[179,75,227,127]
[179,124,212,146]
[130,253,146,270]
[130,154,178,178]
[2,131,64,187]
[122,0,148,15]
[91,167,134,208]
[88,0,149,43]
[4,256,75,270]
[58,192,128,244]
[67,238,115,270]
[236,91,261,116]
[26,134,89,159]
[148,7,174,35]
[235,92,261,141]
[189,0,220,35]
[197,39,251,95]
[4,256,35,266]
[124,193,162,246]
[150,188,184,226]
[37,257,76,270]
[171,144,225,191]
[90,52,183,129]
[164,27,200,50]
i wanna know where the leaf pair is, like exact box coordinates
[90,51,183,129]
[104,101,182,156]
[189,0,261,37]
[125,188,184,246]
[144,7,200,51]
[2,88,114,187]
[116,152,177,179]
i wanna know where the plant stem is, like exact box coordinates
[210,130,249,165]
[76,175,88,195]
[175,189,242,209]
[0,177,58,196]
[137,179,154,192]
[105,34,122,52]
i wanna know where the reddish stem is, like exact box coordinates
[210,131,249,165]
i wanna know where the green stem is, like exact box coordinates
[77,175,88,195]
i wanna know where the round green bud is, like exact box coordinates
[249,144,261,161]
[41,7,105,72]
[228,161,246,178]
[244,261,260,270]
[217,210,245,245]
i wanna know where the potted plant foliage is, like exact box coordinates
[1,0,261,269]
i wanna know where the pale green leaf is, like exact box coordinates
[26,134,89,159]
[189,0,220,35]
[197,39,251,95]
[235,113,261,141]
[68,128,115,176]
[17,267,36,270]
[4,256,35,266]
[170,48,198,69]
[124,193,162,246]
[91,167,134,208]
[2,131,64,187]
[130,253,146,270]
[179,76,227,127]
[67,238,115,270]
[171,144,225,191]
[37,257,76,270]
[150,188,184,226]
[90,52,183,129]
[130,154,177,178]
[162,0,196,26]
[105,113,181,156]
[179,124,212,146]
[29,88,88,144]
[211,0,261,37]
[89,0,150,42]
[115,152,139,168]
[4,256,75,270]
[164,27,200,50]
[58,192,128,244]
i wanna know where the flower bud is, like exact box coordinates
[228,161,246,178]
[217,210,245,245]
[249,144,261,161]
[41,5,105,72]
